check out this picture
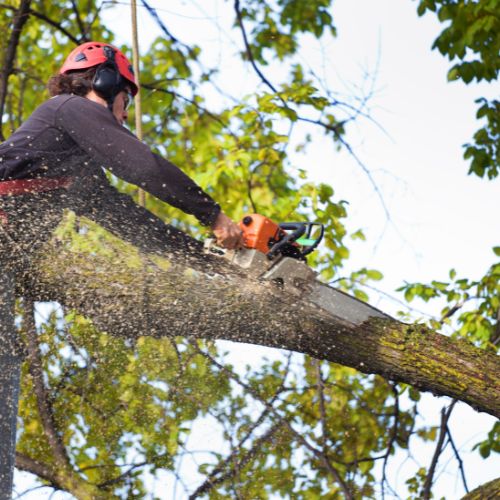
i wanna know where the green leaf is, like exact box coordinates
[367,269,383,281]
[409,387,421,402]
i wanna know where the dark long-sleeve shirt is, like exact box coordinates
[0,94,220,226]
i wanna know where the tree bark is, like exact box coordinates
[462,477,500,499]
[24,219,500,418]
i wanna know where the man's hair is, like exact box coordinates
[47,67,98,97]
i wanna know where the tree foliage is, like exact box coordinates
[417,0,500,179]
[0,0,497,498]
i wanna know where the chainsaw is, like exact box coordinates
[206,214,323,297]
[205,214,390,325]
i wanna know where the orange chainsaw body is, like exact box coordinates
[239,214,285,254]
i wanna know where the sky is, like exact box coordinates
[14,0,499,498]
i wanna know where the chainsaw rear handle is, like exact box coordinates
[267,222,324,259]
[295,222,324,256]
[267,223,306,259]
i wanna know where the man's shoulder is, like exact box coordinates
[47,94,91,112]
[30,94,80,120]
[50,94,115,123]
[38,94,106,114]
[37,93,76,110]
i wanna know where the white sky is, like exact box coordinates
[14,0,499,498]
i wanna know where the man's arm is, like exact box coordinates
[55,95,222,227]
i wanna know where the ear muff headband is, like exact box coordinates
[92,46,124,111]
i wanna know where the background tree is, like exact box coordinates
[0,0,497,498]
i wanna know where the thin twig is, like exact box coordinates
[314,359,330,452]
[233,0,278,94]
[421,400,457,499]
[190,353,292,498]
[381,383,400,500]
[69,0,86,38]
[232,0,391,221]
[79,1,105,42]
[445,426,469,493]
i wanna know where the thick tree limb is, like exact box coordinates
[24,219,500,418]
[461,477,500,499]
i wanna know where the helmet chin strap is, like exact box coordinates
[105,93,116,113]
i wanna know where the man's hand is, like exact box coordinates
[211,212,244,250]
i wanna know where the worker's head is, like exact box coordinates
[48,42,138,125]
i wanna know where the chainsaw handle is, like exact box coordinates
[266,223,306,259]
[301,223,324,256]
[270,222,324,259]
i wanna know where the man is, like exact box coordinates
[0,42,246,498]
[0,41,243,265]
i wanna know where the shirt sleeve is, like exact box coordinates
[54,95,221,227]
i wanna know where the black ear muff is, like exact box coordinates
[92,65,122,99]
[92,46,124,108]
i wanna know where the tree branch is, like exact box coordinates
[233,0,278,94]
[381,383,400,499]
[0,4,79,44]
[189,422,283,499]
[446,426,469,494]
[189,353,292,498]
[311,359,355,497]
[232,0,390,220]
[461,477,500,500]
[421,400,457,499]
[69,0,86,39]
[189,342,354,498]
[0,0,32,141]
[15,452,59,488]
[27,222,500,418]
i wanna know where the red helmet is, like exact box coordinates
[60,41,138,95]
